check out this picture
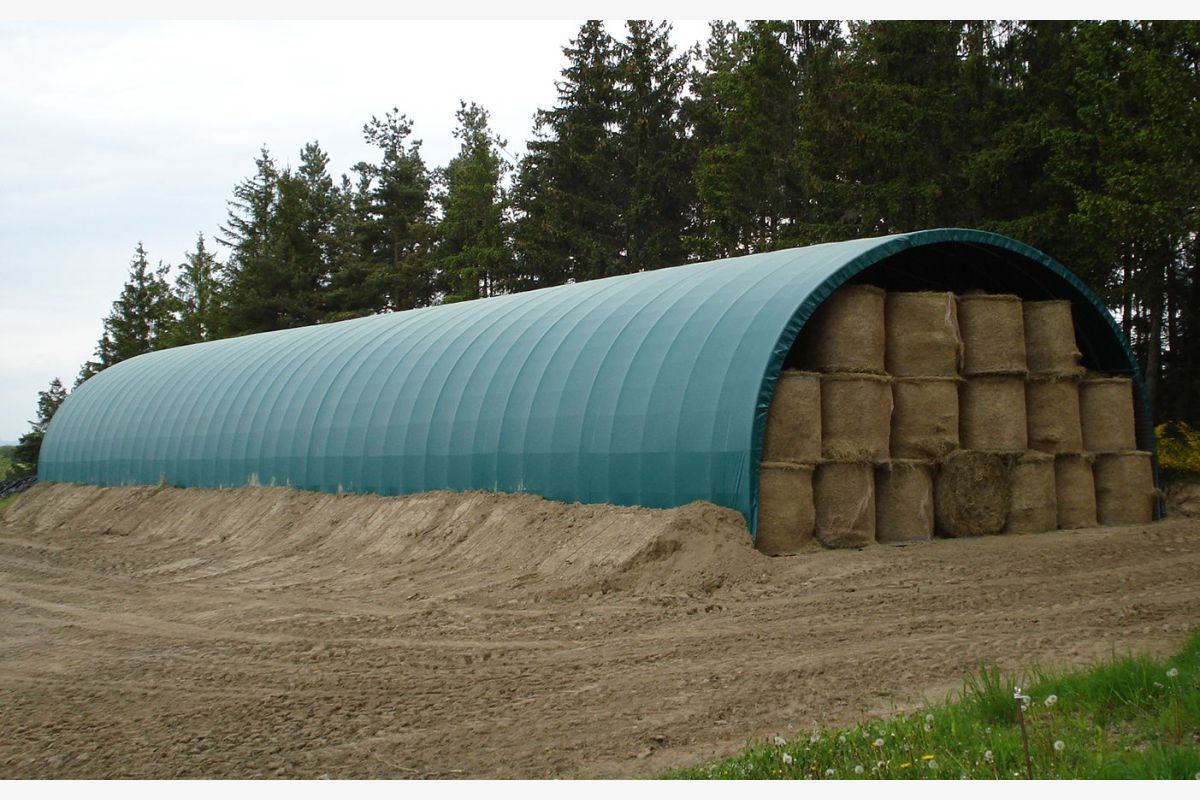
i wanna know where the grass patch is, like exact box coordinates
[0,494,19,512]
[667,630,1200,779]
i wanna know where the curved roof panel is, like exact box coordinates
[39,229,1150,532]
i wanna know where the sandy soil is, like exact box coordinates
[1,482,1197,779]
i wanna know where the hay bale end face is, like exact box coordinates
[934,450,1012,537]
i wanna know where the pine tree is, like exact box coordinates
[433,102,512,302]
[12,378,68,475]
[514,20,623,285]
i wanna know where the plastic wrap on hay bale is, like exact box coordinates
[960,375,1028,451]
[796,284,886,374]
[814,461,875,548]
[885,291,962,377]
[1094,451,1156,526]
[1005,451,1058,534]
[1026,376,1084,453]
[1079,377,1137,452]
[821,373,892,463]
[875,459,934,543]
[934,450,1012,536]
[1023,300,1083,377]
[761,371,822,464]
[958,293,1027,375]
[891,377,960,460]
[756,462,816,555]
[1054,452,1097,529]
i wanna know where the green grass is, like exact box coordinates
[0,445,15,480]
[666,630,1200,780]
[0,494,18,512]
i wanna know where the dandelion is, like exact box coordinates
[900,762,912,769]
[773,735,787,746]
[922,754,936,761]
[825,768,835,777]
[874,738,884,747]
[809,734,820,744]
[876,761,885,769]
[1044,694,1058,707]
[782,753,793,765]
[1054,740,1065,752]
[838,734,847,744]
[923,723,932,732]
[854,765,864,775]
[1167,667,1179,678]
[927,759,939,770]
[925,713,935,723]
[983,750,994,764]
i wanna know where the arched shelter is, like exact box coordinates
[39,228,1155,534]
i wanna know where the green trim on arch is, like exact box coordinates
[40,229,1152,534]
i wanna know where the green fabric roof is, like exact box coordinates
[39,228,1150,533]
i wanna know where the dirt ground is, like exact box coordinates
[1,482,1198,779]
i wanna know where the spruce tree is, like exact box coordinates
[170,233,224,345]
[12,378,68,475]
[354,109,434,312]
[514,20,623,285]
[615,20,692,272]
[433,102,512,302]
[92,243,179,371]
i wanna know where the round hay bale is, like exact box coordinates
[1026,376,1083,453]
[797,284,886,374]
[958,294,1027,375]
[1005,451,1058,534]
[885,291,962,377]
[875,459,934,543]
[891,377,960,460]
[757,462,815,555]
[934,450,1011,537]
[821,373,892,462]
[960,375,1028,451]
[1054,453,1097,529]
[813,461,875,548]
[1079,377,1137,452]
[1024,300,1083,377]
[761,371,821,464]
[1094,451,1156,526]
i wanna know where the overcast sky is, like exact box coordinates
[0,19,713,443]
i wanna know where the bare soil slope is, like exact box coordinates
[1,482,1197,778]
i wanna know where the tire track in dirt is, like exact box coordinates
[0,483,1197,778]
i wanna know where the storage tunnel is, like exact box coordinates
[38,228,1155,536]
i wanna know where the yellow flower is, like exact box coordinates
[922,754,936,761]
[900,762,912,769]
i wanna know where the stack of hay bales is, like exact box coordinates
[757,283,1156,555]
